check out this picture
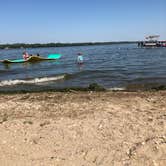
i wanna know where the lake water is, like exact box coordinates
[0,44,166,92]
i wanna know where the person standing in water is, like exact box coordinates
[77,52,84,64]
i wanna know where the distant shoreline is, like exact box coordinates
[0,41,138,49]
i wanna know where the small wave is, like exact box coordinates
[108,87,126,91]
[0,75,65,86]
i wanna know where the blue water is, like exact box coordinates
[0,44,166,92]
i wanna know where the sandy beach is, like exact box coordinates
[0,91,166,166]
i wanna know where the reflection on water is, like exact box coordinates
[77,63,84,71]
[2,63,11,70]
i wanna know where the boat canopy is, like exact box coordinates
[145,35,160,41]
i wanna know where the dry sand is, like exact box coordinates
[0,91,166,166]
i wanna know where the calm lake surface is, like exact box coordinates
[0,44,166,92]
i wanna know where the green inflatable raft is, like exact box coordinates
[1,54,61,63]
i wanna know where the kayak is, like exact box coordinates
[1,54,61,63]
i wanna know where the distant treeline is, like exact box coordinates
[0,41,137,49]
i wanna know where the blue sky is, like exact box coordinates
[0,0,165,43]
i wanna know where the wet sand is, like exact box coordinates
[0,91,166,166]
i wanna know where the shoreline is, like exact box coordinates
[0,42,137,49]
[0,91,166,165]
[0,85,166,94]
[1,79,166,94]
